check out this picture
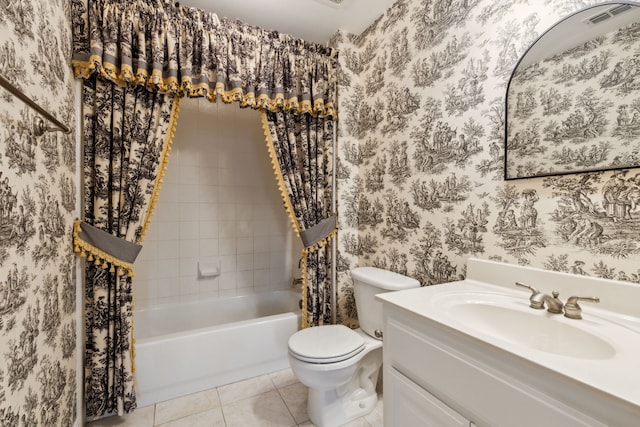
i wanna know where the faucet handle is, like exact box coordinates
[515,282,544,309]
[564,296,600,319]
[515,281,539,295]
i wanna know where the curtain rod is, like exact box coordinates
[0,73,71,135]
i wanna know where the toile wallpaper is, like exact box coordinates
[508,19,640,177]
[333,0,640,326]
[0,0,78,425]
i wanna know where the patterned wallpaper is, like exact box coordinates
[508,19,640,177]
[333,0,640,326]
[0,0,78,425]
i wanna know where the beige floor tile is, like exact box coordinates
[363,395,383,427]
[87,405,155,427]
[222,390,296,427]
[154,388,220,425]
[269,368,298,389]
[217,374,276,405]
[340,418,372,427]
[278,381,309,424]
[155,407,225,427]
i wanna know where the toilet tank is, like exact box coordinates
[350,267,420,339]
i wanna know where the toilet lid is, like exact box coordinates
[288,325,366,364]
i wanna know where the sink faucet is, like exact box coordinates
[515,282,563,314]
[515,282,601,319]
[536,291,564,314]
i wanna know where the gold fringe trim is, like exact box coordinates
[72,56,104,79]
[260,109,301,236]
[72,61,336,118]
[299,226,338,329]
[260,108,339,328]
[138,96,181,242]
[131,94,181,380]
[303,226,338,256]
[73,216,141,390]
[72,219,135,277]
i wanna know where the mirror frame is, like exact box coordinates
[504,1,640,180]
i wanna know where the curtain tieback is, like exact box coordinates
[73,219,143,277]
[300,215,338,252]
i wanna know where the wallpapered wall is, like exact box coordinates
[0,0,77,425]
[334,0,640,326]
[508,19,640,177]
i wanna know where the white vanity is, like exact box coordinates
[377,258,640,427]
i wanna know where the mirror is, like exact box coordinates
[505,2,640,180]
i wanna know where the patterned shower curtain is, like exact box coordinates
[77,75,179,416]
[262,110,337,327]
[71,0,338,415]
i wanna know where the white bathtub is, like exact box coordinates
[134,290,301,407]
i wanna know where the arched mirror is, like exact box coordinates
[505,1,640,180]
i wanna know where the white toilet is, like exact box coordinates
[288,267,420,427]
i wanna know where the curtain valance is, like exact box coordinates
[72,0,337,118]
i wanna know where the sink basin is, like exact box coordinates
[449,301,616,360]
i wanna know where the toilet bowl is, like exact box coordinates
[288,267,420,427]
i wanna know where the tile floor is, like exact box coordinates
[87,368,383,427]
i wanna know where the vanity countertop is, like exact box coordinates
[377,258,640,411]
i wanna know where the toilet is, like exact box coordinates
[288,267,420,427]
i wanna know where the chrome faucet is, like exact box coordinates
[515,282,563,314]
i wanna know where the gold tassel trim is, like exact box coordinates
[72,61,336,118]
[260,109,301,237]
[138,96,181,242]
[260,108,339,328]
[72,219,135,277]
[302,225,338,256]
[131,93,180,382]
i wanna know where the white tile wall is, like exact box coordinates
[134,99,302,308]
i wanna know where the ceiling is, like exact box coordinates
[178,0,398,43]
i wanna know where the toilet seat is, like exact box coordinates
[288,325,365,364]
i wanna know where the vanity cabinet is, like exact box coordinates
[386,367,474,427]
[381,305,613,427]
[378,258,640,426]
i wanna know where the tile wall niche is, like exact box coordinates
[134,99,302,308]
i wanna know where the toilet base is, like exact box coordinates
[305,348,381,427]
[307,385,378,427]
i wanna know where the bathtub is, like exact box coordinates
[134,290,301,407]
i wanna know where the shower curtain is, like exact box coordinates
[262,110,336,327]
[72,0,338,416]
[76,75,178,416]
